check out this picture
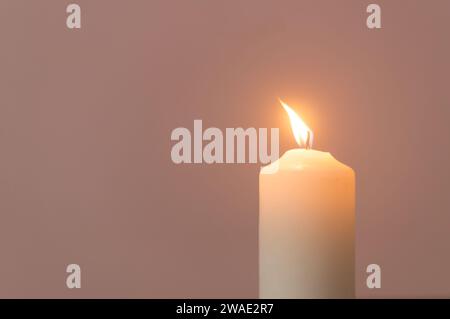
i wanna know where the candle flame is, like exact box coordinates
[280,99,313,149]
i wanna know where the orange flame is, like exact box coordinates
[280,100,313,149]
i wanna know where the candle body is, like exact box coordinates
[259,149,355,298]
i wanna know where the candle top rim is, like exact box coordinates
[260,149,354,175]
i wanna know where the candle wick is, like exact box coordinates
[305,131,311,150]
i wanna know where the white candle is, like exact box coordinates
[259,101,355,298]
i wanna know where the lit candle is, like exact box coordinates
[259,101,355,298]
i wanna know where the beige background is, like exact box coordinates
[0,1,449,298]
